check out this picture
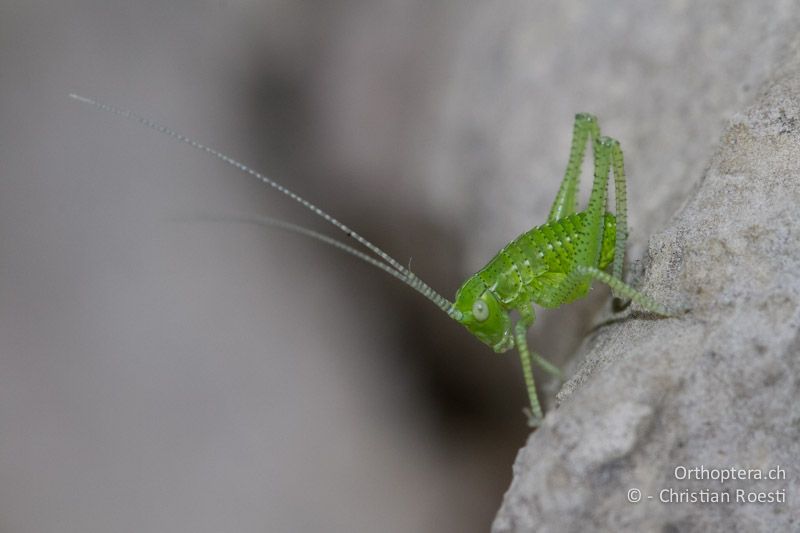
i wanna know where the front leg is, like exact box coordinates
[515,305,561,427]
[515,321,544,427]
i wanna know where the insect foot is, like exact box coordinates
[523,408,544,428]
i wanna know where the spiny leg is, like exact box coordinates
[548,113,601,222]
[519,305,563,379]
[514,321,544,427]
[535,137,616,311]
[579,137,641,306]
[609,140,628,284]
[554,123,628,291]
[584,139,670,313]
[576,265,672,316]
[606,140,632,307]
[577,136,615,270]
[514,305,562,427]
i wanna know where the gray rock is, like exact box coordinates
[486,7,800,533]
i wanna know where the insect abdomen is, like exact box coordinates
[478,212,617,307]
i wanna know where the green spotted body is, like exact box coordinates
[71,96,673,428]
[476,212,617,310]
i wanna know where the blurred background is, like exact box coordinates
[0,1,767,532]
[0,2,529,532]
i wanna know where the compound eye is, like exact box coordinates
[472,300,489,322]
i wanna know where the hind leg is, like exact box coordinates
[575,130,634,303]
[548,113,601,222]
[577,265,672,316]
[608,140,630,303]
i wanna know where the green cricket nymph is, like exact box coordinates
[70,96,673,427]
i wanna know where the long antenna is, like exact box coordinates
[69,94,461,320]
[190,213,418,285]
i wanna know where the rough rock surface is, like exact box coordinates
[482,7,800,533]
